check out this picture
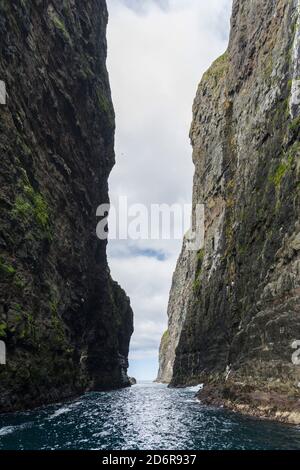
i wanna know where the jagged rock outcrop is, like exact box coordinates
[159,0,300,423]
[0,0,133,412]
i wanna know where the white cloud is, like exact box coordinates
[117,0,170,14]
[106,0,232,380]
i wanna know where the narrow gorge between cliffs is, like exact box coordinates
[0,0,300,453]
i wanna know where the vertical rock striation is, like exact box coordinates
[159,0,300,423]
[0,0,133,412]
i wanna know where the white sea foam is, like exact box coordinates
[186,384,204,393]
[0,426,16,436]
[48,406,72,420]
[48,400,83,420]
[0,422,32,436]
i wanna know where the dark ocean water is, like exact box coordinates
[0,382,300,450]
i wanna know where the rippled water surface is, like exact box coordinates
[0,382,300,450]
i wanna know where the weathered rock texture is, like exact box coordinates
[159,0,300,424]
[0,0,133,412]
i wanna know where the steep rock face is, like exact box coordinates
[160,0,300,423]
[156,237,197,383]
[0,0,133,412]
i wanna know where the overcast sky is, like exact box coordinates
[106,0,233,380]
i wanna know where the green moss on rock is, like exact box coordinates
[160,330,170,356]
[12,184,51,237]
[271,160,292,187]
[161,329,169,343]
[0,322,7,338]
[96,87,114,129]
[0,258,16,279]
[203,51,229,84]
[289,115,300,134]
[50,11,72,45]
[193,249,205,292]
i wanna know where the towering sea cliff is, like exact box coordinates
[0,0,133,412]
[158,0,300,423]
[156,237,197,383]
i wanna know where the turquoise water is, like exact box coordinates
[0,382,300,450]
